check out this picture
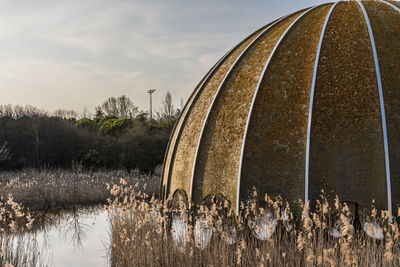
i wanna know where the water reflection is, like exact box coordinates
[30,206,109,267]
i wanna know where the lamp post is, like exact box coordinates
[147,89,156,120]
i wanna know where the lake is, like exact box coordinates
[33,207,109,267]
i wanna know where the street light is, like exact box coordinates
[147,89,156,120]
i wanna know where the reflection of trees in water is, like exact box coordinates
[63,207,90,247]
[31,205,103,249]
[0,203,103,266]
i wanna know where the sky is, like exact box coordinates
[0,0,328,115]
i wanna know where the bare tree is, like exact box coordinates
[159,91,175,120]
[0,104,14,117]
[53,109,78,119]
[80,107,91,119]
[0,104,48,118]
[0,141,10,162]
[23,105,48,117]
[96,95,138,118]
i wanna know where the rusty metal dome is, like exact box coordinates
[161,0,400,215]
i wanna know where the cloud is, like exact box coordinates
[0,0,327,112]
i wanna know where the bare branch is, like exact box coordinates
[0,141,10,162]
[159,91,175,120]
[96,95,139,118]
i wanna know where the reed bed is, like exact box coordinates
[0,196,43,267]
[0,169,160,211]
[0,169,160,267]
[107,181,400,267]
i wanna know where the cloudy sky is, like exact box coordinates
[0,0,327,115]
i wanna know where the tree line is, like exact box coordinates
[0,93,180,173]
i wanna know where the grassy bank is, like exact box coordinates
[0,169,160,211]
[107,181,400,266]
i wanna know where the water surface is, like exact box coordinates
[34,207,109,267]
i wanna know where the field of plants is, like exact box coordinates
[0,169,160,211]
[1,170,400,266]
[108,181,400,267]
[0,170,159,266]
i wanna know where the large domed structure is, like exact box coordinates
[161,0,400,215]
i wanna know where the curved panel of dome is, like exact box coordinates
[309,1,387,211]
[191,8,309,204]
[385,0,400,9]
[358,0,392,215]
[161,48,231,200]
[162,18,284,199]
[305,2,339,205]
[165,24,269,199]
[364,1,400,212]
[239,4,333,215]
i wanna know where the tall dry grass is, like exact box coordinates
[0,196,43,267]
[107,181,400,267]
[0,169,160,211]
[0,169,160,267]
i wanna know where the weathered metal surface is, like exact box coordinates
[364,0,400,212]
[162,1,400,216]
[381,0,400,11]
[357,0,392,215]
[309,1,387,210]
[189,17,294,201]
[386,0,400,9]
[167,26,267,199]
[162,49,232,200]
[191,10,306,205]
[240,5,332,213]
[305,2,339,204]
[161,20,282,199]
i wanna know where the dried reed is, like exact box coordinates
[107,180,400,267]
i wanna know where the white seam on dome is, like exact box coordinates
[356,0,392,216]
[236,4,323,215]
[162,19,282,200]
[189,10,303,202]
[304,2,339,205]
[379,0,400,12]
[161,51,229,199]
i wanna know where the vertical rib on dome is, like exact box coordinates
[309,1,386,210]
[165,21,270,199]
[305,2,339,204]
[161,20,283,199]
[239,4,333,214]
[364,0,400,214]
[356,0,392,215]
[191,12,304,203]
[192,8,311,207]
[385,0,400,9]
[161,53,228,200]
